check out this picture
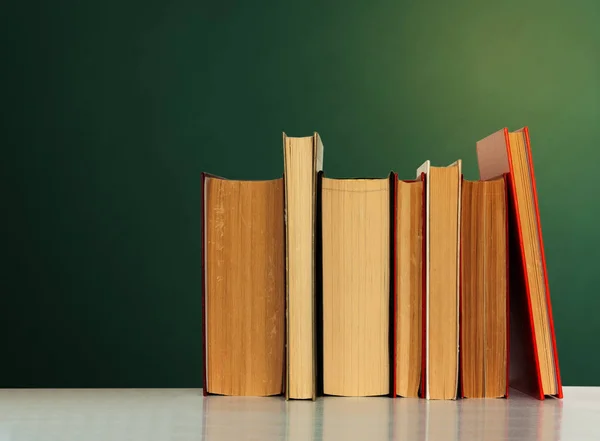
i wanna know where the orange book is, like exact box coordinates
[416,160,462,400]
[392,172,426,398]
[201,173,285,396]
[459,175,509,399]
[476,127,562,400]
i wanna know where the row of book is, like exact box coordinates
[201,127,563,400]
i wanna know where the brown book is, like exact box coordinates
[321,174,393,397]
[460,177,508,398]
[283,133,324,400]
[417,160,461,400]
[201,174,285,396]
[395,175,425,398]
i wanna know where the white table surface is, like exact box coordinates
[0,387,596,440]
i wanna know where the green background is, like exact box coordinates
[2,0,597,387]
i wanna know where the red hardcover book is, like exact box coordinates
[393,172,426,399]
[476,127,562,400]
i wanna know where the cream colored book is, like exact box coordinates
[417,160,462,400]
[321,175,392,397]
[283,132,324,400]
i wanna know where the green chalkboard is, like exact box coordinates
[1,0,598,387]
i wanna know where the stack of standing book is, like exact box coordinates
[200,128,563,401]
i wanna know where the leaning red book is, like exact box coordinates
[476,127,562,400]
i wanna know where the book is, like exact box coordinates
[476,127,563,400]
[201,173,285,396]
[417,160,462,400]
[283,133,324,400]
[460,176,509,398]
[394,173,425,398]
[321,174,394,397]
